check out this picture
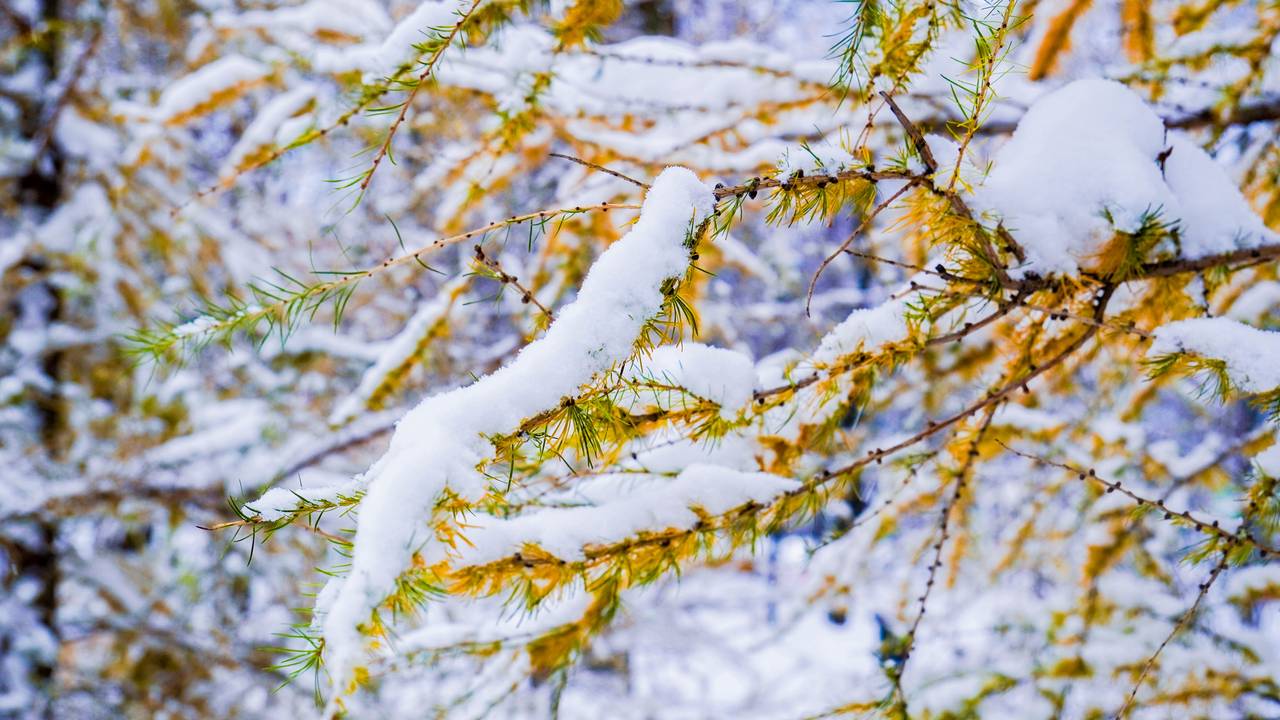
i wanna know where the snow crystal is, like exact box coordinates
[1150,317,1280,393]
[977,79,1276,278]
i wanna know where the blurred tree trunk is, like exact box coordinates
[11,1,66,716]
[633,0,675,35]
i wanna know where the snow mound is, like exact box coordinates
[977,79,1276,277]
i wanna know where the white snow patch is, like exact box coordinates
[639,343,756,418]
[458,464,796,567]
[977,79,1276,278]
[155,55,271,122]
[221,84,316,176]
[328,277,465,426]
[1254,440,1280,478]
[1150,317,1280,393]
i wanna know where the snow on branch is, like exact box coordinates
[978,79,1278,279]
[1149,317,1280,416]
[154,55,273,126]
[327,277,468,426]
[302,166,713,699]
[456,464,796,569]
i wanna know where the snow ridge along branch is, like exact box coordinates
[296,166,714,703]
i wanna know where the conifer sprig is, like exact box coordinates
[129,203,636,364]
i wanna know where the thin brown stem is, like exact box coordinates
[805,178,919,316]
[893,407,997,707]
[472,245,555,320]
[1116,552,1231,719]
[549,152,650,189]
[359,0,484,195]
[1003,447,1279,558]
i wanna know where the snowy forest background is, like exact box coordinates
[3,0,1280,718]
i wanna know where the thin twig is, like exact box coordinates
[201,518,349,545]
[1116,551,1231,719]
[462,291,1111,583]
[753,287,1023,401]
[472,245,555,320]
[893,407,997,708]
[359,0,484,195]
[549,152,650,189]
[711,167,921,201]
[1003,446,1279,558]
[943,1,1017,194]
[880,91,1019,275]
[161,202,634,347]
[28,24,102,163]
[805,178,919,316]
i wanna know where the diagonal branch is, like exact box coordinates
[805,177,920,316]
[549,152,650,189]
[359,0,484,196]
[1116,552,1232,719]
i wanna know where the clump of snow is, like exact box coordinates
[145,400,269,466]
[1227,281,1280,322]
[54,109,120,171]
[398,588,593,654]
[756,275,938,442]
[1150,317,1280,392]
[623,432,760,475]
[977,79,1277,277]
[1148,435,1224,479]
[1223,565,1280,601]
[810,276,930,364]
[1163,135,1277,256]
[458,464,796,567]
[639,343,755,418]
[155,55,272,123]
[1254,440,1280,478]
[992,403,1064,432]
[301,166,713,697]
[247,478,366,522]
[214,0,391,42]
